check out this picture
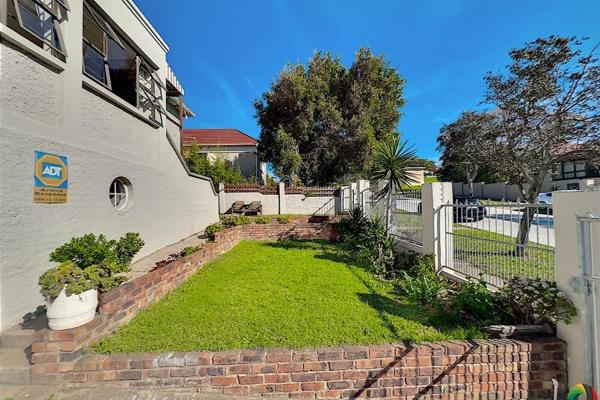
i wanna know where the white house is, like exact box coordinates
[0,0,219,332]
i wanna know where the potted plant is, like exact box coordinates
[39,232,144,330]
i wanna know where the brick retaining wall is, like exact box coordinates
[34,338,566,399]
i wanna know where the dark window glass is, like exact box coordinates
[83,41,106,84]
[107,37,138,106]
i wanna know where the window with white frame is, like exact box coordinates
[6,0,68,61]
[108,177,132,211]
[82,1,165,126]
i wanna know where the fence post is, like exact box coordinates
[357,180,370,211]
[554,190,600,387]
[349,182,358,209]
[421,182,453,271]
[278,182,286,215]
[218,182,225,214]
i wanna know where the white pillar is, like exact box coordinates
[218,182,225,214]
[555,190,600,386]
[349,182,358,210]
[421,182,453,271]
[357,180,370,212]
[278,182,286,214]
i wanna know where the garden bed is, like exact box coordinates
[93,240,481,354]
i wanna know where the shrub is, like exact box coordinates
[337,208,368,247]
[277,215,290,224]
[205,223,223,241]
[499,277,577,325]
[397,271,446,308]
[180,246,200,257]
[451,278,501,323]
[40,232,144,298]
[356,217,395,276]
[255,215,271,224]
[220,215,251,228]
[396,252,436,278]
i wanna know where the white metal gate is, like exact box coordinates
[578,214,600,389]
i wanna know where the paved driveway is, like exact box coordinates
[459,208,555,247]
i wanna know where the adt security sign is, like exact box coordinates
[34,151,68,203]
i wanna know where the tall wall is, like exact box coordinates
[0,1,218,331]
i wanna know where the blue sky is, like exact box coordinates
[137,0,600,160]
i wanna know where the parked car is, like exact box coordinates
[453,197,487,222]
[536,192,553,204]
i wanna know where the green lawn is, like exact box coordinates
[93,240,481,353]
[452,227,554,281]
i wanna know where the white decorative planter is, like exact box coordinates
[47,288,98,330]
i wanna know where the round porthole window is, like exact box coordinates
[109,177,132,211]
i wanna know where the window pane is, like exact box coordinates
[83,41,107,84]
[17,0,62,51]
[83,6,105,54]
[107,37,138,106]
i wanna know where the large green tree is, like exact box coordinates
[255,48,405,185]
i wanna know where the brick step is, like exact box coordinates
[0,348,31,385]
[0,315,46,349]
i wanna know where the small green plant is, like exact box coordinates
[397,271,447,308]
[277,215,290,224]
[255,215,271,224]
[40,233,144,298]
[451,278,501,323]
[499,277,577,325]
[337,207,368,249]
[205,223,223,241]
[180,246,200,257]
[220,215,251,228]
[356,217,395,276]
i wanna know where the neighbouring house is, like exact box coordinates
[545,158,600,191]
[0,0,219,332]
[182,128,267,183]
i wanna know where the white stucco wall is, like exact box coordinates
[554,190,600,386]
[285,194,336,215]
[220,192,280,215]
[0,1,218,331]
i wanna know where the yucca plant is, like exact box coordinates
[370,134,417,229]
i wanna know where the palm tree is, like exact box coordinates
[371,134,417,230]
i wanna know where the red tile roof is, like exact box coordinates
[182,129,258,146]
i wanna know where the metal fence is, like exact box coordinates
[390,190,423,245]
[440,201,554,287]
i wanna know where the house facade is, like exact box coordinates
[544,159,600,191]
[182,128,267,183]
[0,0,219,332]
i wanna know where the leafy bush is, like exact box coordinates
[397,271,446,308]
[40,233,144,298]
[356,217,395,276]
[220,215,251,228]
[396,252,436,278]
[451,278,501,323]
[180,246,200,257]
[277,215,290,224]
[337,208,368,247]
[499,277,577,325]
[205,223,223,241]
[255,215,272,224]
[185,143,248,184]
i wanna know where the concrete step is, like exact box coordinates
[0,348,31,385]
[0,316,47,349]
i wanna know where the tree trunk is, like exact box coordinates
[514,185,542,257]
[466,165,478,197]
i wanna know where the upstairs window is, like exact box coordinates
[7,0,68,61]
[82,1,165,126]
